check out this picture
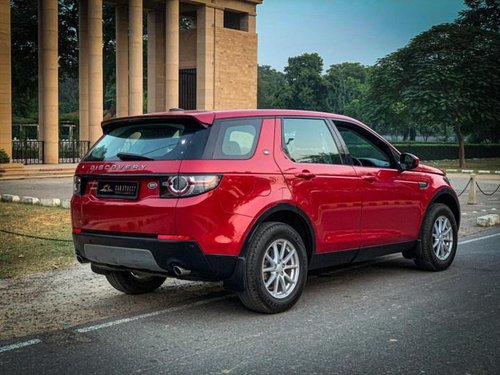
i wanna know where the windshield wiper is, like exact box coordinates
[116,152,153,161]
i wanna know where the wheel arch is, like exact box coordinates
[240,203,316,263]
[426,188,461,229]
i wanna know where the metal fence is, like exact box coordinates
[12,140,44,164]
[11,141,90,164]
[58,141,90,163]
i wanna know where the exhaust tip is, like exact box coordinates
[172,265,191,277]
[76,255,85,264]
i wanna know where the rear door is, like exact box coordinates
[274,117,363,253]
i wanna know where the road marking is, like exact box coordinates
[0,339,42,354]
[458,232,500,246]
[76,295,228,333]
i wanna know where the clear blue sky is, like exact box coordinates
[257,0,467,71]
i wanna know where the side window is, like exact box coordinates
[336,125,391,168]
[212,118,262,160]
[282,118,341,164]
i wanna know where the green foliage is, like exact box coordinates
[257,66,289,109]
[283,53,329,111]
[394,143,500,161]
[0,149,10,164]
[325,62,367,114]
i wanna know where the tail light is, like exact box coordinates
[160,175,222,198]
[73,176,82,195]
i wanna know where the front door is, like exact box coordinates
[334,122,423,248]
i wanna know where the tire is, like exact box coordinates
[105,271,166,294]
[238,222,308,314]
[414,203,458,271]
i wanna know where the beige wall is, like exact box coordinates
[214,27,258,109]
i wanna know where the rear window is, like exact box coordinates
[211,118,262,160]
[84,121,209,161]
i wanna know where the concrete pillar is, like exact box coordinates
[196,5,215,110]
[116,5,129,117]
[165,0,179,109]
[41,0,59,164]
[79,0,89,142]
[129,0,143,115]
[147,11,156,113]
[155,9,166,112]
[88,0,103,145]
[0,0,12,159]
[467,174,477,205]
[37,2,44,142]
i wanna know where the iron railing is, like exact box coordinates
[59,141,90,163]
[12,140,44,164]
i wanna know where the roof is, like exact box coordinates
[102,109,362,127]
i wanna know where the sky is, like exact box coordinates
[257,0,467,71]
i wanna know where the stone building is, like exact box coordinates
[0,0,262,164]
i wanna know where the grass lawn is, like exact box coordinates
[0,202,76,279]
[425,158,500,170]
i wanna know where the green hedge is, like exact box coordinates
[392,143,500,161]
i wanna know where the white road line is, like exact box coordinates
[0,339,42,354]
[76,295,228,333]
[458,232,500,246]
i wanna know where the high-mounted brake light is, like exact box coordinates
[160,175,222,198]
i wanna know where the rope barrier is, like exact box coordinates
[475,182,500,196]
[0,228,73,243]
[455,178,472,197]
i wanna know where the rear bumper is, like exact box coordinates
[73,232,237,280]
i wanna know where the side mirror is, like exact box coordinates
[399,153,419,171]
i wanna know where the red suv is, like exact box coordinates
[71,110,460,313]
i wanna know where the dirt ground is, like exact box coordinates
[1,175,499,342]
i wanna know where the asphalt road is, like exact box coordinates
[1,230,499,374]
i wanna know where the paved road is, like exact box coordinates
[1,230,499,374]
[0,177,73,200]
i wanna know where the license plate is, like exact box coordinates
[96,181,139,199]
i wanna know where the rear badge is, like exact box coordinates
[148,182,158,189]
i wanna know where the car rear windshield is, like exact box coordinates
[84,121,210,161]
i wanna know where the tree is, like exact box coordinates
[257,65,289,109]
[366,23,500,166]
[283,53,329,111]
[325,62,367,114]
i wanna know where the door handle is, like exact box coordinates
[295,170,316,180]
[361,175,377,183]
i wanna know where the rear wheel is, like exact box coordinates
[238,222,308,313]
[414,204,458,271]
[105,271,166,294]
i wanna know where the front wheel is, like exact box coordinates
[238,222,308,314]
[414,203,458,271]
[105,271,166,294]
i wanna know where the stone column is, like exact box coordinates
[38,1,44,141]
[88,0,103,145]
[165,0,179,109]
[155,8,166,112]
[147,11,156,113]
[196,5,215,110]
[0,0,12,160]
[129,0,143,115]
[79,0,89,142]
[41,0,59,164]
[116,5,129,117]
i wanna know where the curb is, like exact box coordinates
[445,169,500,175]
[0,193,70,209]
